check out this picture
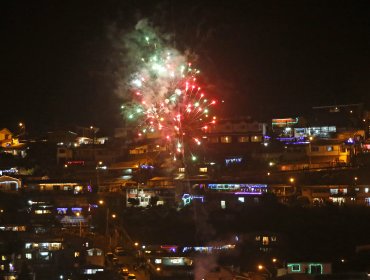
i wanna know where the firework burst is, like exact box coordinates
[121,21,217,162]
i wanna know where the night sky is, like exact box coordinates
[2,0,370,135]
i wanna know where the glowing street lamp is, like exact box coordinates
[258,264,272,278]
[76,212,82,237]
[289,177,295,183]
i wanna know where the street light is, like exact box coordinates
[289,177,295,183]
[18,122,26,138]
[258,264,272,279]
[308,136,313,169]
[76,212,82,237]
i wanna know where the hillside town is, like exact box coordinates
[1,103,370,279]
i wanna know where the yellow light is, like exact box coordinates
[19,122,23,127]
[76,212,80,216]
[98,161,103,165]
[272,258,277,263]
[309,136,313,141]
[134,242,139,246]
[258,265,263,270]
[289,177,295,183]
[99,200,104,205]
[267,172,271,176]
[111,214,116,219]
[156,267,161,271]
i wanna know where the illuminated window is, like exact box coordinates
[238,197,245,203]
[1,255,6,261]
[178,167,185,173]
[330,189,338,195]
[262,236,269,245]
[289,264,301,272]
[220,136,232,143]
[251,136,262,142]
[209,137,219,143]
[74,186,83,194]
[199,167,207,173]
[326,146,334,152]
[220,200,226,209]
[365,188,369,193]
[75,252,80,258]
[365,198,370,206]
[255,236,261,241]
[25,253,32,260]
[238,136,249,143]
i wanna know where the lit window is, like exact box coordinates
[330,189,338,194]
[255,236,261,241]
[251,136,262,142]
[365,188,369,193]
[199,167,207,173]
[1,256,6,261]
[25,253,32,260]
[271,236,277,242]
[289,264,301,272]
[238,136,249,143]
[238,197,245,203]
[220,136,232,143]
[75,252,80,258]
[179,167,185,173]
[220,200,226,209]
[327,146,334,152]
[262,236,269,245]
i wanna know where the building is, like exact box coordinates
[0,128,27,157]
[301,185,370,206]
